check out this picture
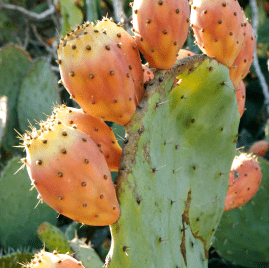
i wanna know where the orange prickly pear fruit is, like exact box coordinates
[142,64,154,84]
[22,249,85,267]
[57,23,136,125]
[235,80,246,118]
[132,0,190,69]
[224,153,262,212]
[176,48,196,59]
[53,104,122,171]
[22,118,120,226]
[95,18,145,104]
[250,140,269,157]
[229,19,256,88]
[190,0,245,68]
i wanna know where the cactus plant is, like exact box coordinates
[0,157,58,250]
[214,157,269,267]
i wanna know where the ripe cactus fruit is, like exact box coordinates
[249,140,269,157]
[224,153,262,212]
[53,104,122,171]
[142,64,154,84]
[190,0,245,68]
[57,23,136,125]
[229,19,256,88]
[22,119,120,226]
[235,80,246,118]
[22,249,84,267]
[132,0,190,69]
[95,18,145,104]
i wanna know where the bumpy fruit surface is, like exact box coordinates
[190,0,245,68]
[95,18,145,104]
[142,64,154,84]
[57,23,136,125]
[235,80,246,118]
[53,104,122,171]
[22,250,84,267]
[22,118,120,226]
[224,153,262,211]
[229,19,256,88]
[132,0,190,69]
[249,140,269,157]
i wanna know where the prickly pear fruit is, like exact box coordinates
[250,140,269,157]
[22,249,84,267]
[22,119,120,226]
[95,18,145,104]
[142,64,154,84]
[132,0,190,69]
[57,23,136,125]
[235,80,246,118]
[190,0,245,68]
[224,153,262,212]
[229,19,256,88]
[52,104,122,171]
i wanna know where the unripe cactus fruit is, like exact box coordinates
[249,140,269,157]
[22,119,120,226]
[95,18,145,104]
[142,64,154,84]
[53,104,122,171]
[190,0,245,68]
[229,19,256,88]
[57,23,136,125]
[132,0,190,69]
[224,153,262,212]
[235,80,246,118]
[22,249,84,267]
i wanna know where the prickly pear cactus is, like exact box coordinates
[214,156,269,267]
[0,44,32,152]
[0,157,58,250]
[106,55,240,268]
[17,59,60,132]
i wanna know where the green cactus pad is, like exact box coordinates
[0,252,33,268]
[69,238,104,268]
[107,55,240,268]
[0,44,32,151]
[37,222,73,254]
[0,157,58,250]
[17,59,60,133]
[214,156,269,267]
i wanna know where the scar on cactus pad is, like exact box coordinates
[224,153,262,212]
[18,117,120,226]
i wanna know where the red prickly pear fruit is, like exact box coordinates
[132,0,190,69]
[142,64,154,84]
[229,19,256,88]
[235,80,246,118]
[95,18,145,104]
[190,0,245,68]
[57,23,136,125]
[53,104,122,171]
[174,49,196,84]
[23,119,120,226]
[249,140,269,157]
[23,249,85,267]
[224,153,262,212]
